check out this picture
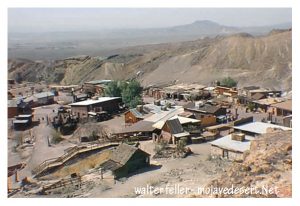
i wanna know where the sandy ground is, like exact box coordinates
[8,95,276,197]
[86,141,229,198]
[8,104,76,185]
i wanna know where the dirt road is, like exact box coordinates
[8,104,76,182]
[88,142,229,198]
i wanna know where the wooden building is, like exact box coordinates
[34,91,55,105]
[8,100,18,118]
[113,120,158,140]
[183,102,226,127]
[160,118,190,144]
[124,105,149,125]
[214,86,238,97]
[270,100,292,117]
[69,97,122,118]
[100,143,150,179]
[13,114,33,130]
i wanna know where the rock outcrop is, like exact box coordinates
[206,131,292,198]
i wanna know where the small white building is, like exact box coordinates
[233,121,291,137]
[210,133,254,161]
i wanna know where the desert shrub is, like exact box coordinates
[220,77,237,88]
[176,137,187,153]
[154,140,168,155]
[51,129,64,144]
[247,102,255,112]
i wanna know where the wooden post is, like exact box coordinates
[15,171,19,182]
[7,177,12,192]
[100,168,103,180]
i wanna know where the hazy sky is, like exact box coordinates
[8,8,291,33]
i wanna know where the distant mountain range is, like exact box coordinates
[8,28,292,91]
[8,20,292,60]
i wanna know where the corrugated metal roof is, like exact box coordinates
[233,122,291,134]
[69,97,121,106]
[129,108,147,119]
[34,91,55,99]
[144,107,184,123]
[210,134,254,152]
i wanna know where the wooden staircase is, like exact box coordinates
[32,142,119,177]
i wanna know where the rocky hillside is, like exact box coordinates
[8,29,292,91]
[207,130,292,198]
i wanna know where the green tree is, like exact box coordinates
[121,80,143,108]
[220,77,237,88]
[105,81,122,97]
[105,80,143,108]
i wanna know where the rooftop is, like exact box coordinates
[69,97,121,106]
[164,118,184,134]
[153,115,200,129]
[13,119,29,124]
[242,86,260,91]
[110,143,150,165]
[164,83,206,92]
[8,100,17,108]
[144,107,184,123]
[128,108,149,119]
[142,103,179,114]
[17,114,33,118]
[184,102,222,114]
[251,93,266,101]
[271,99,292,111]
[85,80,112,85]
[233,122,291,135]
[252,97,284,106]
[210,134,255,152]
[116,121,156,134]
[34,91,55,99]
[249,89,281,94]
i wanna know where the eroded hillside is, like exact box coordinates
[206,130,292,198]
[8,30,292,91]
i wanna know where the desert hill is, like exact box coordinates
[8,29,292,91]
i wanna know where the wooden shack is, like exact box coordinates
[100,143,150,179]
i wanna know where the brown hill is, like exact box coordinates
[206,130,292,198]
[8,30,292,91]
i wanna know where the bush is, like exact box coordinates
[154,140,168,155]
[247,103,255,112]
[176,137,187,153]
[60,123,77,135]
[220,77,237,88]
[89,130,99,141]
[51,129,64,144]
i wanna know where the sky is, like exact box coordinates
[8,8,292,33]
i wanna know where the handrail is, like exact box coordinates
[32,142,119,176]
